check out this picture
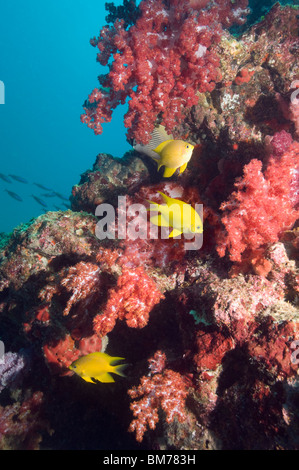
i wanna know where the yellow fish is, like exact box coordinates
[133,125,194,178]
[147,191,203,238]
[69,352,127,384]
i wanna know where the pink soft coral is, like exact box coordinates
[93,267,164,336]
[216,137,299,263]
[81,0,249,144]
[128,351,189,442]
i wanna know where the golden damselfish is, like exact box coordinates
[69,352,127,384]
[133,125,194,177]
[152,139,194,178]
[147,191,203,238]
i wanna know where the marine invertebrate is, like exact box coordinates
[194,330,233,371]
[81,0,249,144]
[60,261,101,316]
[43,334,80,374]
[128,351,189,442]
[0,391,48,450]
[234,68,255,85]
[93,266,164,336]
[1,3,299,450]
[216,136,299,264]
[43,332,103,374]
[0,352,28,393]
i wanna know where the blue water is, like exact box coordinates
[0,0,293,234]
[0,0,131,233]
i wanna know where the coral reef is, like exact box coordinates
[0,1,298,451]
[216,137,299,266]
[0,391,49,450]
[81,0,249,143]
[93,267,165,336]
[128,351,190,442]
[0,351,29,393]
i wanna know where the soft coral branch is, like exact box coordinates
[93,267,164,336]
[81,0,249,144]
[216,135,299,263]
[128,351,189,442]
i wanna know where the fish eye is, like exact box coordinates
[186,145,189,148]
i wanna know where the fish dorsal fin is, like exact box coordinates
[153,139,173,155]
[133,125,173,160]
[157,191,171,204]
[151,125,173,148]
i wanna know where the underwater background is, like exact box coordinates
[0,0,131,234]
[0,0,295,234]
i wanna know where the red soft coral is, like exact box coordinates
[93,266,164,336]
[0,391,48,450]
[216,139,299,263]
[128,351,189,442]
[81,0,249,144]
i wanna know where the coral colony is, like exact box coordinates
[0,0,299,450]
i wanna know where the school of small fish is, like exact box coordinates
[0,172,71,211]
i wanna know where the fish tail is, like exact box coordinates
[109,356,126,364]
[113,363,128,378]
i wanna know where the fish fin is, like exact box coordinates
[113,363,129,378]
[151,125,173,144]
[82,375,97,384]
[109,356,126,365]
[169,228,183,238]
[153,139,173,155]
[163,167,177,178]
[179,162,188,173]
[133,143,158,160]
[150,215,170,227]
[95,373,115,383]
[133,125,173,159]
[157,191,172,204]
[146,200,162,212]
